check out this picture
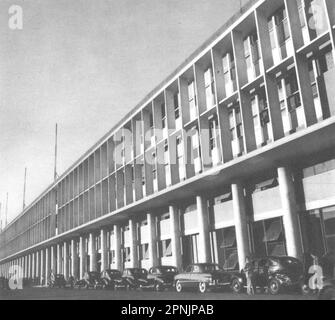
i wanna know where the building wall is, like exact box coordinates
[2,0,335,279]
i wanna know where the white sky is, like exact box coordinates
[0,0,247,225]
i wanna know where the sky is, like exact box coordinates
[0,0,247,225]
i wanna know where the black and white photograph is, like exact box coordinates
[1,0,335,306]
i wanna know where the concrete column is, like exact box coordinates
[24,256,28,278]
[63,242,69,280]
[147,213,158,267]
[28,254,31,279]
[278,167,303,259]
[196,195,211,263]
[35,251,40,280]
[79,236,86,278]
[51,245,56,274]
[71,239,79,279]
[31,253,36,280]
[57,244,62,274]
[129,219,138,268]
[100,229,108,272]
[89,233,97,272]
[232,183,250,271]
[169,205,182,270]
[40,250,44,285]
[114,225,122,270]
[45,247,50,286]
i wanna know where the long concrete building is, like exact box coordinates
[1,0,335,285]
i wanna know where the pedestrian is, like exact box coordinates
[244,256,255,295]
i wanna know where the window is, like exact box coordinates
[252,217,286,257]
[244,33,261,82]
[159,239,172,257]
[278,72,303,134]
[269,7,292,63]
[222,52,236,96]
[251,89,270,147]
[215,227,238,270]
[140,243,149,260]
[304,207,335,261]
[173,92,180,120]
[209,116,218,151]
[177,136,185,180]
[303,158,335,178]
[229,104,244,158]
[161,103,167,129]
[188,81,197,120]
[254,178,278,193]
[204,67,215,108]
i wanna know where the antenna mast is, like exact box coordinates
[5,192,8,227]
[0,202,2,231]
[23,167,27,210]
[54,123,58,181]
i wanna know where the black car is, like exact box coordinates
[140,266,178,291]
[100,269,124,290]
[48,274,66,288]
[231,256,303,295]
[174,263,233,293]
[121,268,148,290]
[74,271,104,289]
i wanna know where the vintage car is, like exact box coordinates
[100,269,124,289]
[230,256,303,295]
[140,266,178,291]
[48,274,67,288]
[174,263,233,293]
[74,271,104,289]
[121,268,149,290]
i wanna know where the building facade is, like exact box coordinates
[1,0,335,285]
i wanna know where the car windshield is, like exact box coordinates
[157,267,177,273]
[107,270,121,276]
[201,264,222,272]
[132,269,146,276]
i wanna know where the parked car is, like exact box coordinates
[74,271,104,289]
[100,269,124,290]
[318,278,335,300]
[231,256,303,295]
[48,274,66,288]
[174,263,233,293]
[140,266,178,291]
[121,268,148,290]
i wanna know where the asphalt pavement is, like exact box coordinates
[0,287,317,300]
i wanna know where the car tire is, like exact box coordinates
[268,278,281,295]
[319,287,335,300]
[175,280,183,293]
[231,278,243,294]
[198,282,208,293]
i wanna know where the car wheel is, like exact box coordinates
[231,278,243,294]
[268,279,281,295]
[175,280,183,293]
[198,282,208,293]
[319,287,335,300]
